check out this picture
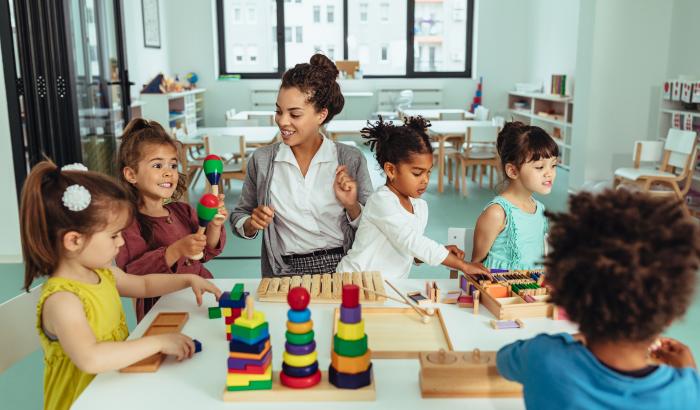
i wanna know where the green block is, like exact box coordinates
[231,283,245,301]
[334,334,368,357]
[226,379,272,391]
[285,330,315,346]
[208,307,221,319]
[232,322,269,341]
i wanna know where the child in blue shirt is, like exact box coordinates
[497,189,700,409]
[472,121,559,270]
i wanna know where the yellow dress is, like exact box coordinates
[36,268,129,410]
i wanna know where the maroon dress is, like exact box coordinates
[116,201,226,322]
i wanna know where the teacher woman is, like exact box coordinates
[230,54,373,276]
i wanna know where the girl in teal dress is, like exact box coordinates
[472,122,560,270]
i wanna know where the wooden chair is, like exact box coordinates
[456,125,501,196]
[203,133,247,192]
[177,141,203,203]
[0,285,42,372]
[224,108,237,123]
[613,128,698,215]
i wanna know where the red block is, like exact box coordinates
[226,333,232,341]
[342,284,359,308]
[225,315,235,325]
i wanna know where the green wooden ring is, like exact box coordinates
[334,334,368,357]
[285,330,315,346]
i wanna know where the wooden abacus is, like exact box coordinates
[256,272,387,304]
[460,270,553,320]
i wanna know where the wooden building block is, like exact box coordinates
[419,349,522,398]
[362,272,376,301]
[234,310,266,329]
[331,350,371,374]
[120,312,189,373]
[336,319,365,341]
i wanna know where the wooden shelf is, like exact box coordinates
[141,88,206,134]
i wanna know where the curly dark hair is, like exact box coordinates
[280,54,344,124]
[361,116,433,168]
[544,189,700,344]
[497,121,559,177]
[117,118,187,246]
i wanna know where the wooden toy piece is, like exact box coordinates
[120,312,189,373]
[352,272,365,300]
[490,319,524,330]
[282,361,319,378]
[256,272,387,304]
[228,355,272,374]
[229,341,271,360]
[209,306,222,319]
[222,370,376,401]
[286,320,313,334]
[362,272,376,301]
[285,330,315,346]
[408,291,430,307]
[219,291,248,308]
[232,322,269,343]
[192,193,219,260]
[360,286,433,317]
[283,350,318,368]
[334,334,368,357]
[457,295,473,308]
[225,379,273,392]
[419,349,522,398]
[425,281,440,303]
[331,349,371,374]
[231,283,245,301]
[460,271,552,320]
[287,308,311,323]
[194,339,202,353]
[280,369,322,389]
[332,307,453,359]
[285,341,316,356]
[385,280,431,324]
[339,304,362,324]
[473,290,480,315]
[287,286,310,310]
[342,284,360,308]
[328,364,373,390]
[442,290,461,304]
[337,319,365,341]
[230,337,269,354]
[227,365,273,387]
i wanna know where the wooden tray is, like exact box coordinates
[257,272,386,304]
[332,307,453,359]
[120,312,189,373]
[419,350,522,398]
[222,370,375,402]
[461,272,553,320]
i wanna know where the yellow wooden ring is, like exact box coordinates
[286,320,313,334]
[331,349,371,375]
[283,350,318,368]
[336,319,365,341]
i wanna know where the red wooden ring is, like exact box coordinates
[280,369,321,389]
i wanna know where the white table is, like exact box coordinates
[188,126,279,147]
[401,109,475,120]
[73,279,576,410]
[231,111,276,125]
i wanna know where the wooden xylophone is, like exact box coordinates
[256,272,386,304]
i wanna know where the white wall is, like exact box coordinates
[569,0,673,190]
[123,0,171,98]
[667,0,700,77]
[0,50,23,263]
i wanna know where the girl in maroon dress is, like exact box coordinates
[116,119,227,321]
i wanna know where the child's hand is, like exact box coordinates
[445,245,465,260]
[174,233,207,259]
[650,337,697,369]
[210,194,228,227]
[156,333,195,361]
[460,262,490,276]
[187,275,222,306]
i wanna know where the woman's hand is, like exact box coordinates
[333,165,358,209]
[243,206,275,236]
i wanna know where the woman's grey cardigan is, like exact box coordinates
[229,141,373,277]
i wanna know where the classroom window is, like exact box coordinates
[217,0,473,78]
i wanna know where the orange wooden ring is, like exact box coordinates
[330,349,371,375]
[286,320,313,334]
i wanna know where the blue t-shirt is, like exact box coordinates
[497,333,700,410]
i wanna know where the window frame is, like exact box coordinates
[216,0,473,79]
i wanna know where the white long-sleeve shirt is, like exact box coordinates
[336,185,449,279]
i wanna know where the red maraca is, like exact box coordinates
[203,154,225,221]
[191,193,219,260]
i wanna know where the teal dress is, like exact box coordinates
[483,196,548,270]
